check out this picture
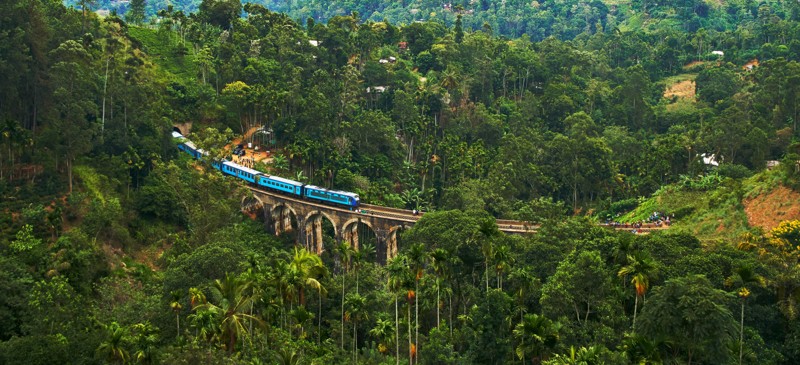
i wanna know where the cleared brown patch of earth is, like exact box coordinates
[743,59,759,70]
[683,61,706,70]
[664,80,696,99]
[744,185,800,231]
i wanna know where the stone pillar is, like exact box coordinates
[271,207,282,235]
[313,215,323,254]
[264,205,275,234]
[374,230,388,266]
[386,230,398,261]
[351,223,359,251]
[297,216,306,249]
[283,208,293,233]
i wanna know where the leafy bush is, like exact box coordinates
[717,164,752,179]
[679,172,725,191]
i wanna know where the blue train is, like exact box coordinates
[172,131,360,210]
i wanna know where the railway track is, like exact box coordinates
[247,186,668,235]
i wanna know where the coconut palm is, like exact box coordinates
[369,317,395,356]
[544,346,604,365]
[189,287,206,308]
[275,346,302,365]
[96,322,129,365]
[407,243,427,363]
[429,248,449,327]
[345,292,368,364]
[130,322,159,365]
[289,247,326,307]
[725,265,765,365]
[352,243,375,295]
[336,242,355,349]
[289,305,314,339]
[169,290,183,338]
[194,272,264,354]
[494,244,513,290]
[387,255,411,365]
[188,307,217,344]
[513,314,560,365]
[618,253,657,332]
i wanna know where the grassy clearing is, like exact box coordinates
[128,26,197,82]
[620,167,800,243]
[620,179,749,244]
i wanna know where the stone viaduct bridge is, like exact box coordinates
[241,186,537,264]
[241,186,669,264]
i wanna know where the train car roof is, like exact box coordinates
[171,131,184,139]
[305,185,359,198]
[222,160,262,176]
[262,174,304,186]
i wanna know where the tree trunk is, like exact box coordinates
[633,294,639,332]
[436,281,440,328]
[739,300,744,365]
[354,319,358,364]
[396,296,400,365]
[415,279,419,364]
[408,304,412,365]
[101,57,110,137]
[67,158,73,193]
[342,274,345,350]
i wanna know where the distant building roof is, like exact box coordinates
[309,40,321,47]
[366,86,388,93]
[699,153,720,167]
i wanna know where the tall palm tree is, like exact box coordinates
[370,317,396,356]
[345,292,368,364]
[97,322,129,365]
[408,243,427,363]
[275,347,302,365]
[169,290,183,338]
[289,247,326,307]
[494,244,513,290]
[352,243,375,295]
[270,259,293,331]
[546,346,604,365]
[387,255,411,365]
[429,248,449,327]
[289,247,327,342]
[194,273,264,354]
[725,265,765,365]
[130,322,158,365]
[189,287,207,308]
[617,253,657,332]
[336,242,354,349]
[480,239,495,291]
[513,314,560,365]
[188,307,217,344]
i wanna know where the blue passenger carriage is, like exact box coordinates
[303,185,360,209]
[258,175,304,196]
[221,161,262,184]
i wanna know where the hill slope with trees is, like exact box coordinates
[2,0,800,363]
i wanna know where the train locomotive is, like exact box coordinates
[172,131,360,210]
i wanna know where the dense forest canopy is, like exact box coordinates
[1,0,800,363]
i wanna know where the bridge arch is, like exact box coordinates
[241,194,265,210]
[241,195,267,223]
[301,210,339,256]
[270,202,299,237]
[303,210,339,238]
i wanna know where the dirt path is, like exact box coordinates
[229,126,274,165]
